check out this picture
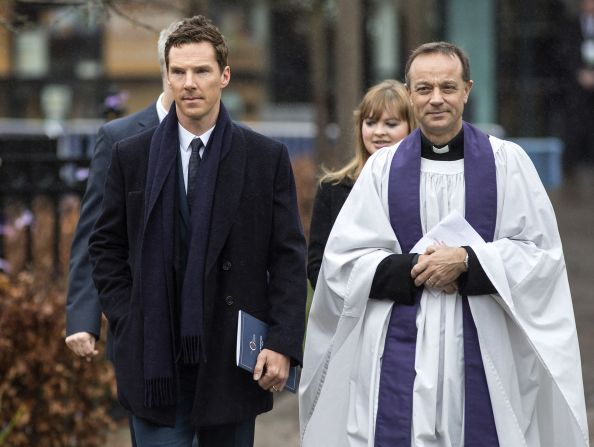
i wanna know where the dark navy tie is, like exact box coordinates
[187,138,203,209]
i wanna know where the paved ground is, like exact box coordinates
[552,169,594,439]
[255,394,300,446]
[104,393,300,447]
[105,169,594,446]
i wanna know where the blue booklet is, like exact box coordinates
[236,310,298,393]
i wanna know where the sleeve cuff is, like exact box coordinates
[458,247,497,296]
[369,254,419,305]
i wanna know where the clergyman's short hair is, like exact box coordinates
[404,41,471,85]
[164,15,228,73]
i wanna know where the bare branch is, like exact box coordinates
[0,0,183,33]
[102,0,158,33]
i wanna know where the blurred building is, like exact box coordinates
[0,0,573,136]
[0,0,573,270]
[0,1,272,122]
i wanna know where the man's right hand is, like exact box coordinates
[65,332,99,362]
[411,245,467,288]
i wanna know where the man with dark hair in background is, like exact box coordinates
[66,20,180,362]
[65,20,181,447]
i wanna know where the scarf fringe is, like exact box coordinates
[144,377,175,408]
[181,335,200,364]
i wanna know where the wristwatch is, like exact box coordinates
[463,251,469,270]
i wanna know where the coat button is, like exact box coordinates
[225,295,234,306]
[222,261,232,271]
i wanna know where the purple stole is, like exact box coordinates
[374,122,499,446]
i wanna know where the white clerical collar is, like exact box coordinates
[178,123,215,153]
[156,92,169,123]
[432,145,450,154]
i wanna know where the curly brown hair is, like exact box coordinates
[164,15,229,73]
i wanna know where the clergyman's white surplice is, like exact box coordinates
[298,136,589,447]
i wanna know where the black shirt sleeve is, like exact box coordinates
[369,254,419,305]
[307,184,333,289]
[458,247,497,295]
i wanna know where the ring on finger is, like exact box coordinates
[272,385,279,392]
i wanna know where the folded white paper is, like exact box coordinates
[410,210,486,254]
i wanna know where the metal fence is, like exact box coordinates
[0,119,100,276]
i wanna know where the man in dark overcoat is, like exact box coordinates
[66,21,179,362]
[89,15,306,447]
[66,20,180,447]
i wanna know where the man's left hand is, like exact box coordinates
[411,245,467,289]
[253,349,290,392]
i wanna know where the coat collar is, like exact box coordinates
[136,102,160,131]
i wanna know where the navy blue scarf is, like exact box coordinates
[374,122,499,446]
[140,103,232,407]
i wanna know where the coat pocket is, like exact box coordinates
[101,286,131,337]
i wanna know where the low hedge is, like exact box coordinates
[0,272,116,446]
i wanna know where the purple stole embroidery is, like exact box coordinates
[374,122,499,446]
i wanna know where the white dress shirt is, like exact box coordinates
[178,123,215,192]
[156,92,169,123]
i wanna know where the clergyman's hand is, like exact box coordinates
[253,349,290,392]
[65,332,99,362]
[411,245,467,289]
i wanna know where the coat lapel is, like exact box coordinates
[144,113,178,230]
[205,125,246,275]
[136,103,159,132]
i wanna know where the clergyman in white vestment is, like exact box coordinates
[299,42,589,447]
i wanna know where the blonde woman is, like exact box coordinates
[307,80,415,288]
